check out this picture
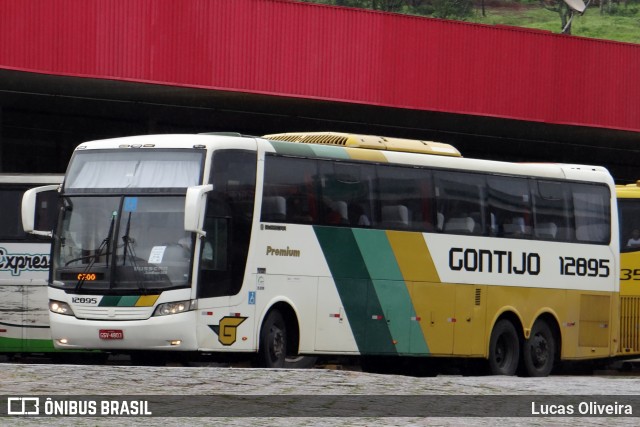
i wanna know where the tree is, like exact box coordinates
[540,0,581,34]
[371,0,405,12]
[302,0,473,20]
[432,0,474,19]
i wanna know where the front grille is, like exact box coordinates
[73,305,153,320]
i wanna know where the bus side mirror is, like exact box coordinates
[22,185,60,237]
[184,184,213,237]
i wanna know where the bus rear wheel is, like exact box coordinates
[257,310,287,368]
[488,319,520,375]
[522,320,556,377]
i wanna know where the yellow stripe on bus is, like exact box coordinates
[135,295,160,307]
[344,147,388,162]
[386,231,441,283]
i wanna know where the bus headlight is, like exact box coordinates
[152,300,196,317]
[49,300,74,316]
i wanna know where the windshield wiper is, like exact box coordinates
[75,211,117,291]
[122,211,133,266]
[119,211,149,293]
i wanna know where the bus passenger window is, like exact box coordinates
[262,196,287,222]
[487,176,532,239]
[319,160,374,228]
[381,205,410,229]
[375,164,433,231]
[435,171,484,235]
[572,183,610,244]
[532,181,570,241]
[262,156,318,224]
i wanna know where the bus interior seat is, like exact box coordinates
[444,217,475,233]
[469,213,482,233]
[503,217,528,236]
[381,205,409,228]
[351,203,371,226]
[262,196,286,221]
[535,222,557,239]
[331,200,349,224]
[287,196,313,223]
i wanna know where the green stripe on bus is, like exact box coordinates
[99,295,148,307]
[117,296,140,307]
[309,144,350,159]
[99,296,121,307]
[352,229,403,280]
[314,226,397,355]
[353,229,429,354]
[268,140,316,157]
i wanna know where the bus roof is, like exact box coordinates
[617,182,640,199]
[262,132,462,157]
[70,133,613,186]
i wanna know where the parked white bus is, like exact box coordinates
[23,132,622,375]
[0,174,62,353]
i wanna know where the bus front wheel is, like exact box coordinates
[522,319,556,377]
[488,319,520,375]
[257,310,287,368]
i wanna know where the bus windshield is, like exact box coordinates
[64,149,203,192]
[53,195,192,292]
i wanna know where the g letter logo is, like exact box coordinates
[209,316,247,346]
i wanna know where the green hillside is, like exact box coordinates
[469,4,640,44]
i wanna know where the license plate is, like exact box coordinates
[99,329,123,340]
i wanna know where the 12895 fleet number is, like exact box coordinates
[559,256,610,277]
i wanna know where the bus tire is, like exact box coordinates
[257,310,287,368]
[285,355,317,369]
[488,319,520,375]
[522,319,556,377]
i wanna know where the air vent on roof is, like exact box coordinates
[263,132,461,157]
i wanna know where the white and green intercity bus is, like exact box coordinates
[0,174,62,354]
[22,132,623,375]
